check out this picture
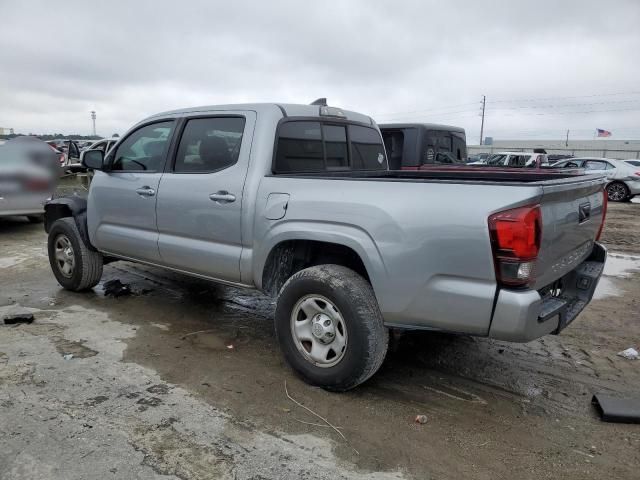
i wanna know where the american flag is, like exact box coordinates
[597,128,612,137]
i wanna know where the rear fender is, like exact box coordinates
[44,197,96,251]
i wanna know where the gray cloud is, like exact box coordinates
[1,0,639,140]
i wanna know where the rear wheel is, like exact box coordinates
[47,218,103,291]
[275,264,388,391]
[607,181,630,202]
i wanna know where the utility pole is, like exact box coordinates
[90,111,97,136]
[479,95,486,145]
[565,129,569,147]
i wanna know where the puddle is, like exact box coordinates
[594,253,640,299]
[0,255,26,268]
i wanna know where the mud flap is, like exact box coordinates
[592,393,640,424]
[44,196,97,251]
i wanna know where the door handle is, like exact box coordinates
[209,191,236,204]
[135,186,156,197]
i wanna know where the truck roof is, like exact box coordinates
[143,103,375,126]
[378,123,465,134]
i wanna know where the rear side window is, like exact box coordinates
[585,160,611,171]
[323,125,348,169]
[275,122,324,172]
[174,117,245,173]
[349,125,387,170]
[274,121,387,173]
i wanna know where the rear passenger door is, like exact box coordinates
[156,113,255,283]
[584,160,613,177]
[88,120,175,262]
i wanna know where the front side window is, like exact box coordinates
[174,117,245,173]
[111,121,173,172]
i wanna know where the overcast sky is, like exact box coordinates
[1,0,639,142]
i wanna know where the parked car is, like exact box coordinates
[469,151,551,168]
[548,154,574,163]
[467,152,490,164]
[553,157,640,202]
[46,139,81,169]
[0,137,56,222]
[44,102,607,391]
[624,159,640,168]
[70,137,119,172]
[46,139,68,152]
[379,123,466,169]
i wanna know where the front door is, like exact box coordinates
[156,113,255,283]
[87,120,175,263]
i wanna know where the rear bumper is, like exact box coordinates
[488,242,606,342]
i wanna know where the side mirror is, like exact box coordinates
[82,149,105,170]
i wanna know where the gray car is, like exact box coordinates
[553,157,640,201]
[44,102,607,390]
[0,137,56,222]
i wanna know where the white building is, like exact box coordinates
[0,127,15,135]
[469,139,640,160]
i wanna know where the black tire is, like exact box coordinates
[27,215,44,223]
[606,181,630,202]
[47,217,103,291]
[275,264,388,391]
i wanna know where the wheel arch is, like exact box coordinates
[44,197,96,251]
[256,224,387,297]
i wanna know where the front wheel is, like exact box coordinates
[275,265,388,391]
[607,181,630,202]
[47,217,103,291]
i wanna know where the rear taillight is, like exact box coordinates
[24,178,51,191]
[488,205,542,287]
[634,171,640,177]
[596,187,608,241]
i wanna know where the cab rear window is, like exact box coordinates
[274,120,387,173]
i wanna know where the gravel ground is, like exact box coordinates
[0,195,639,479]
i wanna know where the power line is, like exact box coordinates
[491,90,640,104]
[488,99,640,110]
[374,91,640,119]
[486,106,640,116]
[373,101,479,118]
[377,110,481,122]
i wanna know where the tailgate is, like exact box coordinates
[534,175,606,289]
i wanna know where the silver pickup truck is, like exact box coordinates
[44,102,607,391]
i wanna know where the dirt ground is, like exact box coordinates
[1,194,639,479]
